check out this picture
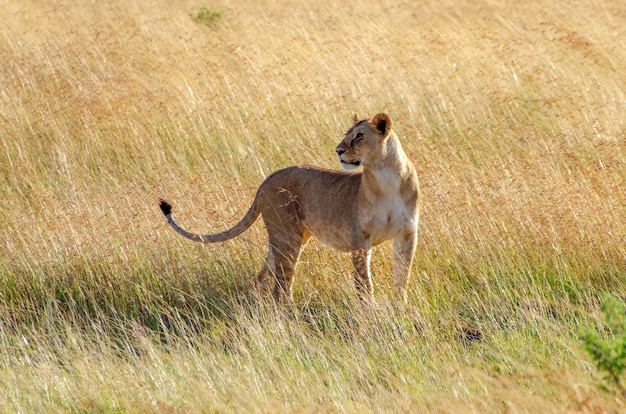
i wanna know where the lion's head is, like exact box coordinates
[335,113,393,171]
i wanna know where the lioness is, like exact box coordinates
[159,113,419,304]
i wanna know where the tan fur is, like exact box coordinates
[159,113,420,304]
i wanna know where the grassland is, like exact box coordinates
[1,0,625,412]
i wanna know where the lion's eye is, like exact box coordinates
[351,133,363,145]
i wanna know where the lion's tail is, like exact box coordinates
[158,197,261,243]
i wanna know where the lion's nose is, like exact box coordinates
[336,148,346,156]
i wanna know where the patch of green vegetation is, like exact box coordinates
[583,294,626,397]
[190,7,222,27]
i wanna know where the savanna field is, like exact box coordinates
[1,0,625,412]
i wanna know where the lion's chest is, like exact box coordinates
[359,193,411,247]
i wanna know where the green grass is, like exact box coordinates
[190,7,222,27]
[583,294,626,396]
[1,0,625,411]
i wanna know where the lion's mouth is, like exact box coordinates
[340,160,361,167]
[339,159,361,170]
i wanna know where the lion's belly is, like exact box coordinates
[305,223,353,252]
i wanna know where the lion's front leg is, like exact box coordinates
[351,248,374,302]
[392,228,418,304]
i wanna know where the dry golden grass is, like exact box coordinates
[1,0,625,412]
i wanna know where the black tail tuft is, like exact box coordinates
[158,198,172,216]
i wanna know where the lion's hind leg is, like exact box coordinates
[256,247,275,297]
[257,185,309,304]
[267,236,303,304]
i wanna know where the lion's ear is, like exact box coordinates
[370,113,392,137]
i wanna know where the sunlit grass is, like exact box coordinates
[0,0,625,411]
